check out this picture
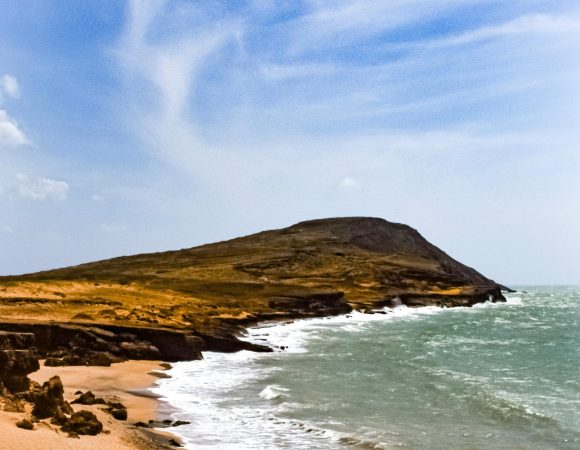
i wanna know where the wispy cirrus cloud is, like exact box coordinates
[116,0,243,171]
[401,13,580,50]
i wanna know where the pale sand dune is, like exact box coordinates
[0,361,179,450]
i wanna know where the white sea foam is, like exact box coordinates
[505,295,523,305]
[259,385,289,400]
[241,304,460,353]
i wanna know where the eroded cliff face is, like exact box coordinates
[0,217,505,344]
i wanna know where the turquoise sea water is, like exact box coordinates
[155,287,580,449]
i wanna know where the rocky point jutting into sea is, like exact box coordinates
[0,217,507,443]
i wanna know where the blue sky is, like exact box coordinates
[1,0,579,284]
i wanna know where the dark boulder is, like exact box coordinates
[31,375,73,420]
[109,404,127,420]
[16,418,34,430]
[71,391,106,406]
[111,407,127,420]
[61,410,103,436]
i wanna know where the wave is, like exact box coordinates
[428,368,561,429]
[259,384,289,400]
[258,416,392,450]
[467,388,561,428]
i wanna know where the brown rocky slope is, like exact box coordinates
[0,217,506,358]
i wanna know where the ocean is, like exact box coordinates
[153,287,580,449]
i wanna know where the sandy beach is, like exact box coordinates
[0,360,180,450]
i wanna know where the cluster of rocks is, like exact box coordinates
[72,390,128,421]
[1,352,103,437]
[0,330,135,437]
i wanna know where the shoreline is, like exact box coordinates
[0,360,182,450]
[156,297,523,448]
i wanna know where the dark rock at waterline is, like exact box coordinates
[143,419,192,428]
[172,420,191,427]
[498,284,516,293]
[107,401,128,420]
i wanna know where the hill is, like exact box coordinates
[0,217,505,337]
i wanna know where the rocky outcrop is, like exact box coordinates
[192,331,273,353]
[0,331,36,350]
[268,291,352,317]
[0,322,207,365]
[0,350,40,393]
[0,332,40,395]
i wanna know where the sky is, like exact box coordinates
[1,0,579,284]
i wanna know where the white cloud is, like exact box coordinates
[1,74,20,98]
[16,174,69,201]
[286,0,500,54]
[0,110,29,146]
[339,176,360,190]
